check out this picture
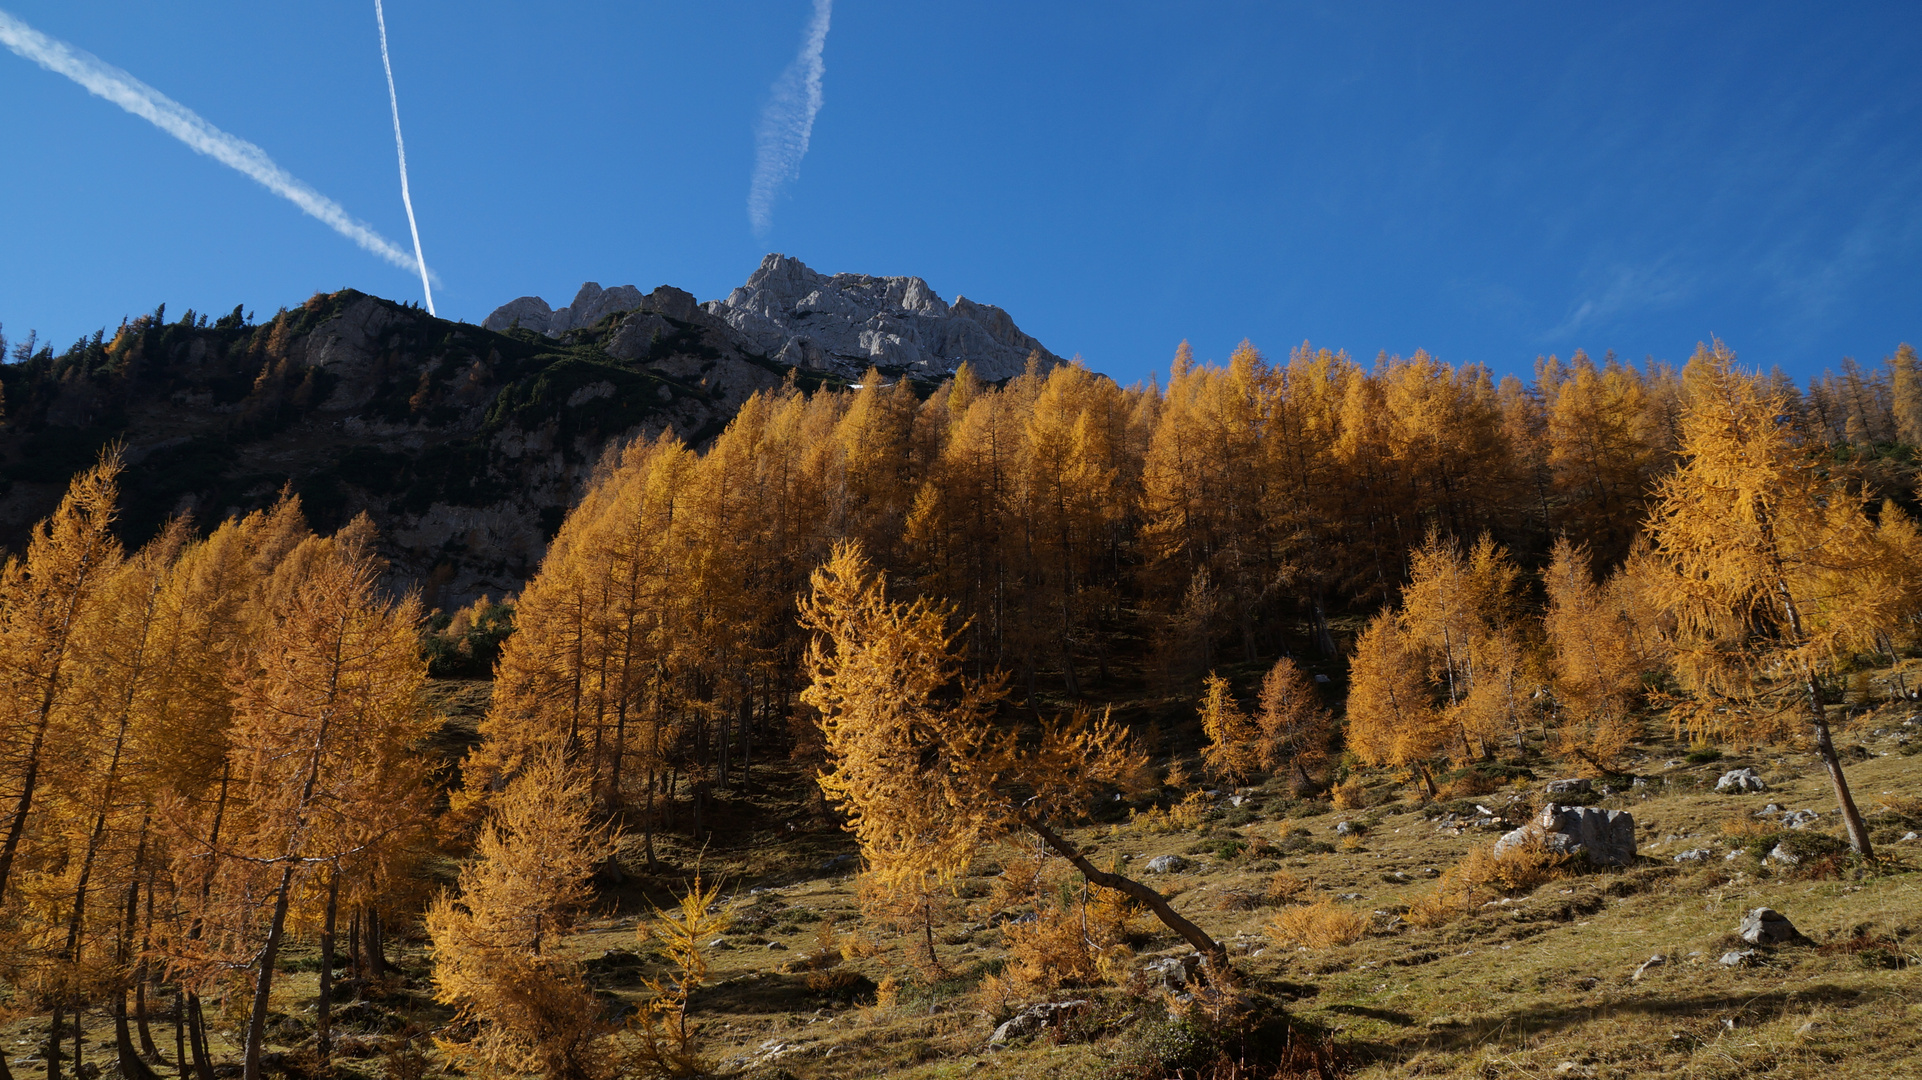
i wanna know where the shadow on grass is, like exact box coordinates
[1343,980,1891,1065]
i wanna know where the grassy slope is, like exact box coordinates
[5,691,1917,1080]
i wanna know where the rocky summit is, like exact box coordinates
[484,253,1062,382]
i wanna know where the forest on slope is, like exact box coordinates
[0,334,1919,1080]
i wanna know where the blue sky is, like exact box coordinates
[1,1,1917,386]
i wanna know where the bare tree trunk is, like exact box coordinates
[45,1003,64,1080]
[173,992,187,1080]
[115,991,161,1080]
[317,869,339,1067]
[186,996,214,1080]
[368,907,388,979]
[136,863,162,1063]
[1810,685,1874,857]
[1023,815,1228,975]
[115,827,162,1080]
[241,863,299,1080]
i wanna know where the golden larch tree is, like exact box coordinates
[1344,610,1445,796]
[799,543,1230,970]
[1255,657,1332,788]
[1197,673,1260,786]
[1643,343,1912,855]
[428,753,618,1080]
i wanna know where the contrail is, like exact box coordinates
[0,8,426,279]
[748,0,833,237]
[374,0,434,314]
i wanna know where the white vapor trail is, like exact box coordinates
[0,8,427,279]
[748,0,833,237]
[374,0,435,314]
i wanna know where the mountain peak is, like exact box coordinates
[484,255,1061,382]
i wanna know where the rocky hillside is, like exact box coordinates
[485,253,1061,382]
[0,257,1061,605]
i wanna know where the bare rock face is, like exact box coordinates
[709,254,1061,381]
[482,282,648,336]
[1494,803,1637,866]
[483,254,1064,382]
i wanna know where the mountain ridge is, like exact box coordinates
[483,253,1061,383]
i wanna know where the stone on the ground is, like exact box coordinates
[1781,809,1820,828]
[1766,843,1800,866]
[1142,953,1203,992]
[1632,954,1666,981]
[1673,848,1714,862]
[1545,778,1592,795]
[1738,907,1799,945]
[1494,803,1637,866]
[1145,854,1189,874]
[1758,803,1785,815]
[1720,949,1759,967]
[1901,831,1919,842]
[1715,768,1767,793]
[989,1000,1089,1046]
[1335,820,1361,836]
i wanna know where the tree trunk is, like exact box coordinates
[367,907,388,979]
[173,992,188,1080]
[0,708,58,904]
[136,865,163,1063]
[115,991,161,1080]
[317,869,340,1066]
[42,1002,61,1080]
[1809,686,1874,857]
[186,996,214,1080]
[1022,815,1228,975]
[241,863,298,1080]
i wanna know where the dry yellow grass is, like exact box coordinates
[1264,870,1309,905]
[1718,810,1778,839]
[1266,897,1370,948]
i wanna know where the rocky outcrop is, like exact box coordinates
[0,288,798,611]
[483,254,1064,383]
[1494,803,1637,866]
[482,282,648,336]
[708,254,1061,381]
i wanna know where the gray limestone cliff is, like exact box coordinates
[484,254,1062,382]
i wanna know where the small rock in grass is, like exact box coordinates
[1781,809,1820,828]
[1545,778,1591,795]
[1900,831,1918,843]
[1720,949,1759,967]
[989,1000,1088,1046]
[1145,854,1188,874]
[1673,848,1714,863]
[1631,954,1666,981]
[1737,907,1799,945]
[1715,768,1767,794]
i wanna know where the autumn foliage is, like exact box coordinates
[3,331,1921,1076]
